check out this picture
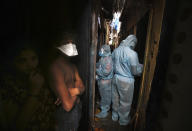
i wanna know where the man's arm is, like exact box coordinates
[129,52,143,76]
[50,65,78,112]
[74,68,85,95]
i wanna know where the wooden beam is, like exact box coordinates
[134,0,166,130]
[144,0,166,104]
[134,8,153,131]
[89,0,98,130]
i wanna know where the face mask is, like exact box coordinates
[57,43,78,56]
[128,41,136,50]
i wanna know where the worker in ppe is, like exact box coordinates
[95,44,113,118]
[111,34,143,125]
[48,32,85,131]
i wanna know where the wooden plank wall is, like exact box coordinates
[134,0,166,130]
[89,0,99,130]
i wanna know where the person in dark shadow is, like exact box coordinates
[48,32,85,131]
[0,43,56,131]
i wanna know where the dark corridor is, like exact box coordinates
[1,0,192,131]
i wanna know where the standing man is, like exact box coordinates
[49,32,85,131]
[95,44,113,118]
[112,35,143,126]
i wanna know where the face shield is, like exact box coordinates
[99,44,111,57]
[57,43,78,56]
[99,48,104,56]
[129,41,136,50]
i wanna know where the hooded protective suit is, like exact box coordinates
[95,44,113,118]
[112,35,143,125]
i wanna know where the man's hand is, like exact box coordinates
[68,87,80,97]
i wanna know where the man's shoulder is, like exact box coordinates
[112,47,120,53]
[127,50,137,58]
[50,58,76,71]
[49,58,63,71]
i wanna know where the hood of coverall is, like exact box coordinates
[99,44,111,57]
[120,34,137,50]
[57,43,78,56]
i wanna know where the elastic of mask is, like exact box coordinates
[57,43,78,56]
